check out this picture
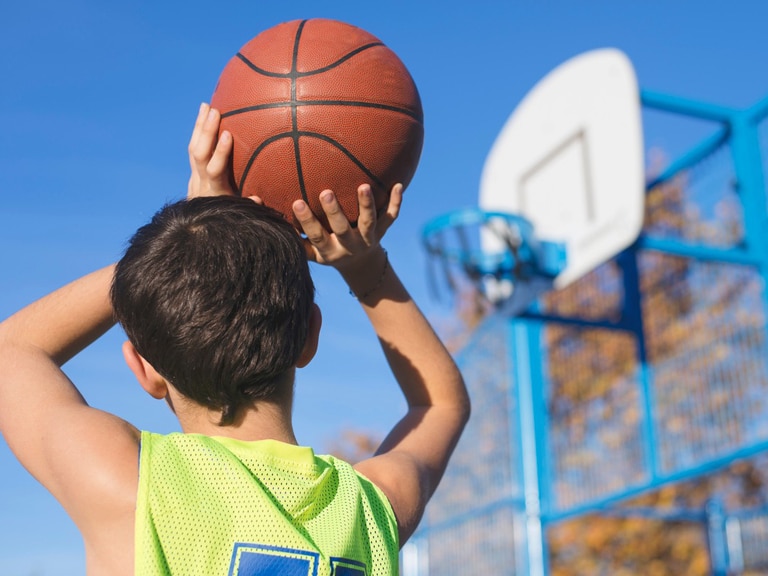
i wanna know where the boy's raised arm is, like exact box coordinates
[0,266,141,525]
[346,256,470,545]
[293,185,471,546]
[0,104,232,531]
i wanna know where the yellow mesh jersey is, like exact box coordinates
[135,431,399,575]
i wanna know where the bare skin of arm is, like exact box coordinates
[0,265,140,573]
[0,103,235,575]
[293,186,471,546]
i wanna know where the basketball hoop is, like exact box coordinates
[424,50,644,315]
[422,208,566,315]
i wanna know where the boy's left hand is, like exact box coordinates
[187,103,236,199]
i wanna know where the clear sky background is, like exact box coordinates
[2,1,768,574]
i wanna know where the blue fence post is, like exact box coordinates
[509,318,550,576]
[616,246,658,486]
[730,107,768,342]
[706,498,729,576]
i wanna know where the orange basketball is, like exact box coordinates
[210,18,424,230]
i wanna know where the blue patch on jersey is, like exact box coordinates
[229,543,319,576]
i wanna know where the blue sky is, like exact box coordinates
[2,0,768,573]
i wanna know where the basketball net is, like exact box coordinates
[422,209,566,316]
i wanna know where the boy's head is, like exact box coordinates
[111,196,316,425]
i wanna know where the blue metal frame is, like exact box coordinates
[509,319,552,576]
[412,89,768,576]
[520,90,768,572]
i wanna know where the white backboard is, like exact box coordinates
[479,48,644,288]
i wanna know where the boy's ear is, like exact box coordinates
[297,304,322,369]
[121,341,169,400]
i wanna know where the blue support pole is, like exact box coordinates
[507,320,534,576]
[730,110,768,259]
[706,498,729,576]
[641,90,737,123]
[509,318,550,576]
[746,92,768,123]
[729,108,768,387]
[616,247,658,485]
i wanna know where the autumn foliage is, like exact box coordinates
[543,168,768,575]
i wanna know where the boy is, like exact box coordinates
[0,104,470,574]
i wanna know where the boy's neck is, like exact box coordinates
[174,398,299,445]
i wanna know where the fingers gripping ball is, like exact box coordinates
[210,18,424,230]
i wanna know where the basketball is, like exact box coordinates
[210,18,424,230]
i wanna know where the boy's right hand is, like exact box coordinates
[292,183,402,299]
[187,103,236,199]
[292,183,402,267]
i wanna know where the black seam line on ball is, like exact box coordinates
[235,53,288,78]
[238,132,294,192]
[220,102,289,118]
[292,21,307,204]
[238,131,386,196]
[297,42,384,76]
[221,100,423,123]
[234,42,383,80]
[298,131,386,189]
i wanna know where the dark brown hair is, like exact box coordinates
[111,196,315,425]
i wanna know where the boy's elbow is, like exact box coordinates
[451,377,471,427]
[458,393,471,427]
